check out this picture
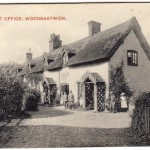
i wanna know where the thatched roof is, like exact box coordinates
[29,60,45,74]
[16,55,43,76]
[16,65,30,76]
[45,54,63,70]
[66,17,150,66]
[17,16,150,76]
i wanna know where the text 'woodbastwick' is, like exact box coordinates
[0,16,67,21]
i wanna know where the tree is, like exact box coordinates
[109,61,133,103]
[0,62,26,119]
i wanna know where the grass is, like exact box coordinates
[0,106,146,147]
[0,125,140,148]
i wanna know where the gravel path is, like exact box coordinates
[20,106,131,128]
[0,106,135,148]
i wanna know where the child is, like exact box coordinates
[120,92,128,112]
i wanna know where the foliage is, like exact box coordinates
[25,73,43,86]
[109,61,133,100]
[22,88,40,111]
[131,92,150,145]
[0,63,27,120]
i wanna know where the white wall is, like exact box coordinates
[60,62,109,102]
[110,29,150,97]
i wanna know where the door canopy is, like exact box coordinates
[43,76,56,86]
[80,71,104,84]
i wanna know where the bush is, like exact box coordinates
[131,92,150,145]
[109,61,133,99]
[0,63,26,120]
[23,88,40,111]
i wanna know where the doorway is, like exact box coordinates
[85,78,94,110]
[61,84,69,95]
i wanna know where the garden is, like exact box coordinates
[0,62,150,146]
[0,63,40,122]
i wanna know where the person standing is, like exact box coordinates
[68,90,74,110]
[110,92,116,113]
[120,92,128,112]
[63,92,68,109]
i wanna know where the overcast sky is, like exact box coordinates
[0,3,150,64]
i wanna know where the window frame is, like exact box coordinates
[127,50,138,66]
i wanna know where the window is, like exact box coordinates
[30,64,35,69]
[47,59,53,65]
[68,53,76,59]
[127,50,138,66]
[18,69,22,73]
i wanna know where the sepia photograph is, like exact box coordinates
[0,3,150,147]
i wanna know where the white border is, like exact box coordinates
[0,0,150,3]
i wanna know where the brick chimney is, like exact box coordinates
[26,48,32,62]
[88,21,101,36]
[49,33,62,52]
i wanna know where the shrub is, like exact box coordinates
[0,63,26,120]
[109,61,133,99]
[109,61,133,111]
[23,88,40,111]
[131,92,150,145]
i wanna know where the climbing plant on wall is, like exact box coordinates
[109,61,133,101]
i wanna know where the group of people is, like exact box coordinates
[41,87,128,112]
[62,90,75,109]
[41,89,75,109]
[109,92,128,113]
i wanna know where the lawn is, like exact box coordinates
[0,106,139,147]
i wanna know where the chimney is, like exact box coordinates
[26,48,32,62]
[88,21,101,36]
[49,33,62,52]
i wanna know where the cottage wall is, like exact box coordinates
[110,29,150,97]
[60,62,109,102]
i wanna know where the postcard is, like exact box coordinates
[0,3,150,148]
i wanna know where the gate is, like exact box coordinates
[85,82,94,110]
[97,82,106,112]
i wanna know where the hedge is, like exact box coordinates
[131,92,150,145]
[22,88,41,111]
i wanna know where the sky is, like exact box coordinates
[0,3,150,64]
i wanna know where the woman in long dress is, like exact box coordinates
[120,92,128,112]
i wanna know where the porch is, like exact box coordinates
[77,71,106,112]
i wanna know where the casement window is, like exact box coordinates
[127,50,138,66]
[47,59,53,65]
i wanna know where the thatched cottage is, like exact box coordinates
[16,17,150,111]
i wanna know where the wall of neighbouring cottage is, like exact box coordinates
[60,62,109,102]
[110,29,150,97]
